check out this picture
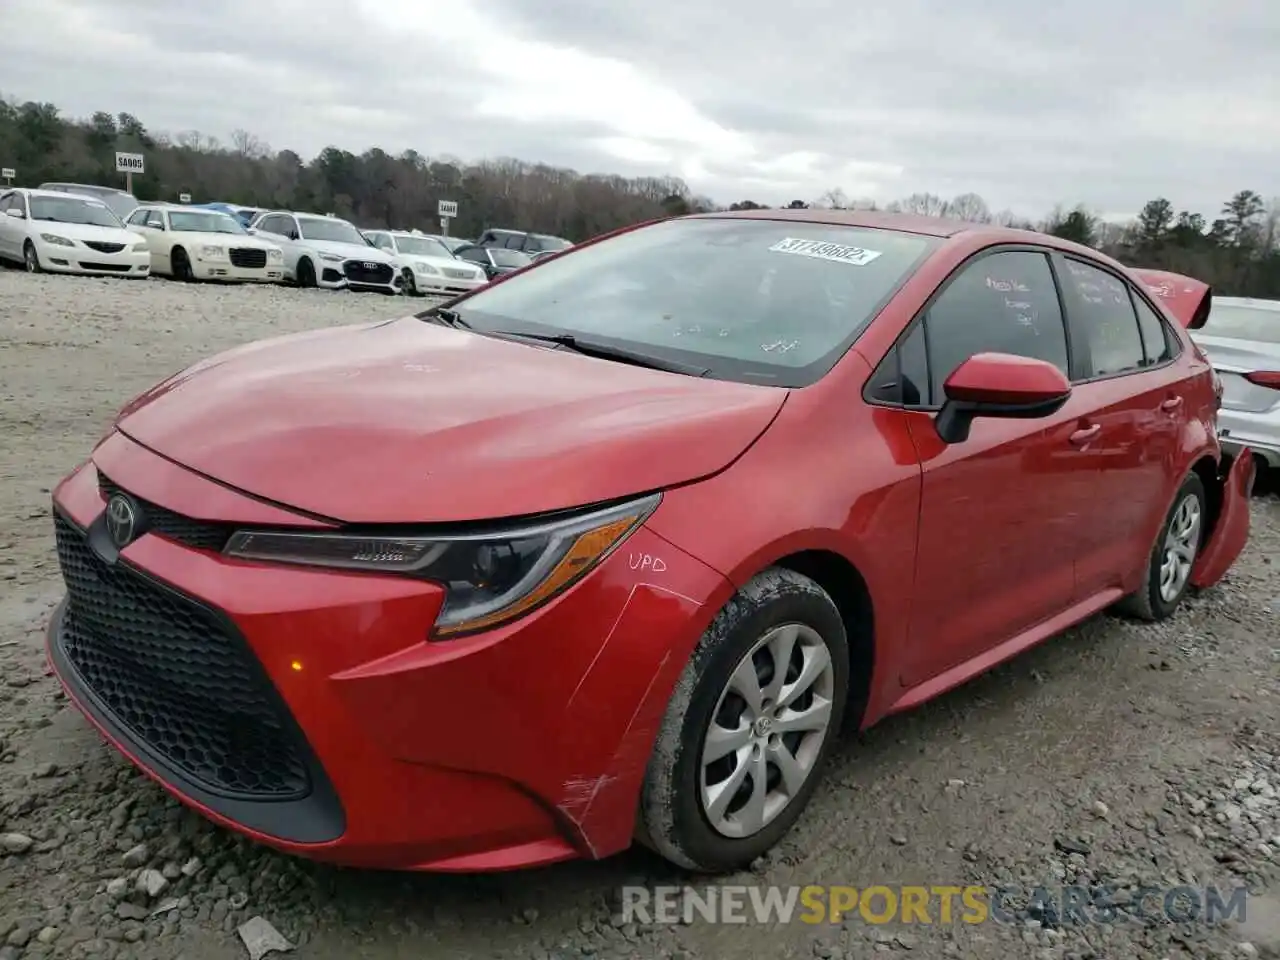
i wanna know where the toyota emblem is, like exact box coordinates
[105,493,138,548]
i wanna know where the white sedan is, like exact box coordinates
[362,229,488,296]
[0,188,150,277]
[125,205,285,283]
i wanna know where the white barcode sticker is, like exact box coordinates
[769,237,882,265]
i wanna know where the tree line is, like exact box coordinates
[2,96,1276,297]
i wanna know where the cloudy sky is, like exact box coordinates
[1,0,1276,218]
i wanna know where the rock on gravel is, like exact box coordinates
[0,269,1278,960]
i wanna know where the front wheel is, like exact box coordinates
[401,268,418,296]
[639,568,848,873]
[171,247,194,282]
[1116,472,1206,621]
[23,241,42,273]
[296,257,316,288]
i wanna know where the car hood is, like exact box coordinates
[35,221,139,246]
[302,238,394,261]
[173,232,281,251]
[113,316,786,523]
[399,253,480,273]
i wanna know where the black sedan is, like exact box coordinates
[452,243,533,280]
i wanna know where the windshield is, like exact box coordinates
[395,235,451,257]
[297,217,368,245]
[168,211,247,234]
[490,248,533,267]
[29,195,124,229]
[1201,303,1280,344]
[430,235,467,252]
[443,217,939,385]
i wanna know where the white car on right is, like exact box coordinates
[246,210,400,293]
[361,229,488,297]
[1190,296,1280,480]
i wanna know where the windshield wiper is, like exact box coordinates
[494,331,710,377]
[421,307,473,330]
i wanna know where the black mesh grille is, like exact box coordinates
[53,514,312,799]
[229,247,268,269]
[97,473,233,552]
[343,260,393,285]
[84,241,126,254]
[78,262,130,272]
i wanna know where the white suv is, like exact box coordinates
[361,229,487,297]
[247,211,400,294]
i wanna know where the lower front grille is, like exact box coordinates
[442,267,474,280]
[53,514,312,800]
[229,247,268,269]
[343,260,393,285]
[79,262,131,272]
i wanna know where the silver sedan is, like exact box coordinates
[1191,296,1280,482]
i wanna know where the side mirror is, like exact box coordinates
[4,208,23,219]
[935,352,1071,445]
[244,227,258,236]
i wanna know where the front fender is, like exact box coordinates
[1191,448,1255,588]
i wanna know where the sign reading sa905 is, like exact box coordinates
[115,152,145,174]
[437,200,458,218]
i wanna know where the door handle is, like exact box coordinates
[1069,424,1101,445]
[1161,396,1184,412]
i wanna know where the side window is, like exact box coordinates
[145,210,165,229]
[12,193,27,216]
[0,193,12,213]
[458,246,487,264]
[1061,259,1145,378]
[925,251,1069,399]
[257,215,281,234]
[1132,293,1175,365]
[126,208,148,225]
[867,323,931,407]
[373,234,394,252]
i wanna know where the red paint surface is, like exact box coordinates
[48,211,1253,871]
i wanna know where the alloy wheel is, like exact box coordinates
[1159,494,1201,602]
[700,623,836,838]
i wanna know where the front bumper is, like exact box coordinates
[190,255,285,283]
[410,269,486,296]
[38,240,150,277]
[46,438,729,870]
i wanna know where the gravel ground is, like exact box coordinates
[0,268,1277,960]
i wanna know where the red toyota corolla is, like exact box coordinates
[47,210,1253,875]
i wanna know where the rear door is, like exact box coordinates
[1053,256,1189,598]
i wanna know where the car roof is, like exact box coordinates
[685,207,1125,263]
[39,182,133,196]
[21,188,112,201]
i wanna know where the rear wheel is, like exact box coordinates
[23,241,41,273]
[296,257,316,288]
[1116,472,1206,621]
[639,568,848,873]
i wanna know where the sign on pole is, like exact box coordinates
[0,167,13,186]
[437,200,458,218]
[178,193,192,204]
[115,152,144,193]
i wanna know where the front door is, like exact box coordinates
[897,248,1087,686]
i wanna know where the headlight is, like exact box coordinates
[200,245,225,259]
[132,241,148,252]
[415,262,440,275]
[267,248,283,261]
[320,253,344,263]
[40,233,73,247]
[223,494,660,638]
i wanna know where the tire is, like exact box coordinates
[295,257,316,288]
[639,568,849,873]
[1115,472,1207,621]
[171,247,194,282]
[23,241,41,274]
[401,269,418,296]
